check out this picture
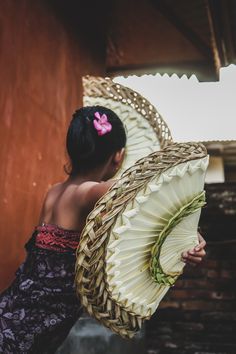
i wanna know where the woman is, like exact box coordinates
[0,106,206,353]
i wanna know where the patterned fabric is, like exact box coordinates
[0,224,83,354]
[35,224,80,253]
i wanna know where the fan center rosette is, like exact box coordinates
[75,142,209,339]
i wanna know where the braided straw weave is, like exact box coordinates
[83,76,173,177]
[83,75,172,146]
[75,142,208,339]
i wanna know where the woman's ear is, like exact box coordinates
[113,148,125,165]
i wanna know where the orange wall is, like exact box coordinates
[0,1,106,290]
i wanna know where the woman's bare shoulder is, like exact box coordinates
[78,179,116,197]
[76,179,117,214]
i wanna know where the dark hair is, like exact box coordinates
[65,106,127,176]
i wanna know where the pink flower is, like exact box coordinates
[93,112,112,136]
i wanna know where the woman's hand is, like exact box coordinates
[181,232,206,266]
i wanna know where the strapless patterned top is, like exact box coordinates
[25,222,81,255]
[34,223,81,253]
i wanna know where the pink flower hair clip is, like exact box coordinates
[93,111,112,136]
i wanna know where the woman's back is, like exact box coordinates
[39,180,98,233]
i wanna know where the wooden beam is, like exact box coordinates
[219,0,235,65]
[153,1,213,60]
[206,0,236,66]
[205,0,224,71]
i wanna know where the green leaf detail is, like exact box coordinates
[150,191,206,286]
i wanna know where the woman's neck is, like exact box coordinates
[65,164,110,185]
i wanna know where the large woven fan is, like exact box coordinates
[75,142,209,339]
[83,76,172,176]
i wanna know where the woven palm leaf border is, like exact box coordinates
[83,75,173,147]
[75,142,207,339]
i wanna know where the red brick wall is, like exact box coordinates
[146,183,236,354]
[0,0,107,290]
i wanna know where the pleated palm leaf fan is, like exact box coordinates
[82,76,172,177]
[75,142,209,339]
